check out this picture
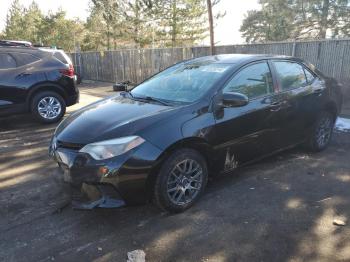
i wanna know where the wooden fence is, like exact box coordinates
[69,39,350,84]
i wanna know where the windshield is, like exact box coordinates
[130,61,232,104]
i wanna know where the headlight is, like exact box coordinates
[79,136,145,160]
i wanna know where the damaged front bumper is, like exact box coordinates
[51,140,163,209]
[72,182,126,210]
[54,167,126,210]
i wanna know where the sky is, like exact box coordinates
[0,0,260,45]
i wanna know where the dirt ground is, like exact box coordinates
[1,82,350,262]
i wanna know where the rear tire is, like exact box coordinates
[154,149,208,213]
[31,91,66,123]
[305,111,335,152]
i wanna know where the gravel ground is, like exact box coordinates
[1,82,350,262]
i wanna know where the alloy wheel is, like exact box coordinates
[166,159,203,205]
[37,96,62,120]
[315,115,333,148]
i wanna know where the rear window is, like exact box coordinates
[10,53,40,67]
[0,53,16,69]
[54,51,72,65]
[304,68,316,83]
[273,61,307,91]
[223,62,273,99]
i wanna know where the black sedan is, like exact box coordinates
[50,54,342,213]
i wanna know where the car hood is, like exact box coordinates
[55,95,181,145]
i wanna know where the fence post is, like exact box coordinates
[111,51,116,82]
[78,52,83,79]
[121,51,125,81]
[292,41,296,57]
[95,52,99,81]
[339,43,346,80]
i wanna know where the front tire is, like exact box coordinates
[154,149,208,213]
[31,91,66,123]
[305,111,335,152]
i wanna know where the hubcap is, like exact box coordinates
[167,159,203,205]
[38,96,61,119]
[316,116,333,148]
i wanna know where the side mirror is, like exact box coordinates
[222,92,249,107]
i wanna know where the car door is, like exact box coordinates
[212,61,285,171]
[270,60,318,147]
[0,52,41,115]
[0,52,18,113]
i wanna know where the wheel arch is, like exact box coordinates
[323,101,338,120]
[145,137,215,202]
[26,82,67,111]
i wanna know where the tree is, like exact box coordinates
[22,1,43,43]
[90,0,122,50]
[240,0,350,43]
[206,0,225,54]
[2,0,225,50]
[152,0,209,47]
[240,0,296,43]
[4,0,25,40]
[120,0,153,47]
[293,0,350,39]
[207,0,214,54]
[38,9,84,51]
[3,0,85,51]
[81,6,107,51]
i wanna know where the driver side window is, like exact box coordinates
[223,62,273,99]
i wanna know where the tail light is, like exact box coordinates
[60,64,75,77]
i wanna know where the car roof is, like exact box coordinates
[186,54,303,65]
[0,46,59,58]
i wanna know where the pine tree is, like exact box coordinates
[81,6,107,51]
[5,0,25,40]
[240,0,350,43]
[154,0,208,47]
[91,0,124,50]
[118,0,155,48]
[240,0,296,43]
[293,0,350,39]
[22,1,43,43]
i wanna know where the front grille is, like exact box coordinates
[57,140,84,151]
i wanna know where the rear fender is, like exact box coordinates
[26,82,67,110]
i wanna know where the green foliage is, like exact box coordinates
[3,0,85,51]
[5,0,25,40]
[240,0,350,43]
[2,0,225,51]
[88,0,211,48]
[153,0,208,47]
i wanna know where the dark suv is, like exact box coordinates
[0,44,79,123]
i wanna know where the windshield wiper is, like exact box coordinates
[132,95,171,106]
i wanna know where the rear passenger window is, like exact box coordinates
[273,61,307,91]
[304,68,315,83]
[223,62,273,99]
[54,52,67,63]
[54,52,72,65]
[0,53,16,69]
[10,53,40,67]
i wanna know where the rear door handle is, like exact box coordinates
[16,72,32,78]
[269,101,282,111]
[313,88,323,95]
